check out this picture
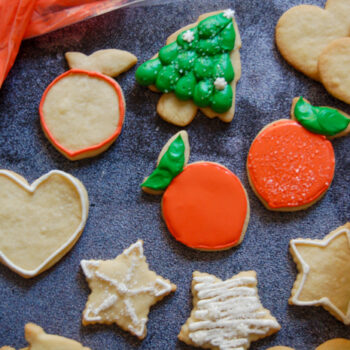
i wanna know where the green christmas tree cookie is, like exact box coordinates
[135,10,242,126]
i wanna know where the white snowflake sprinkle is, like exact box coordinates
[182,30,195,43]
[214,77,227,90]
[223,8,235,19]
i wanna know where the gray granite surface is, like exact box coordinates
[0,0,350,348]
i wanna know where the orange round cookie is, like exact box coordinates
[162,162,249,250]
[316,338,350,350]
[247,119,335,211]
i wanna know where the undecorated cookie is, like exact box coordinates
[275,0,350,81]
[136,9,241,126]
[319,37,350,104]
[316,338,350,350]
[0,323,91,350]
[0,169,88,278]
[141,131,250,251]
[289,223,350,324]
[81,240,176,339]
[178,270,281,349]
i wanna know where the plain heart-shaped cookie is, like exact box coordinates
[319,37,350,104]
[275,2,349,81]
[0,170,89,278]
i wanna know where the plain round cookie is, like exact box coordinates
[319,38,350,104]
[276,5,348,80]
[316,338,350,350]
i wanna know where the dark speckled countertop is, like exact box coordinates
[0,0,349,349]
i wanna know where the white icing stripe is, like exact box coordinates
[188,274,280,349]
[94,294,118,314]
[0,170,88,278]
[290,228,350,324]
[81,260,100,279]
[123,240,144,257]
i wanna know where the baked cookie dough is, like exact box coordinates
[142,131,249,250]
[136,9,241,126]
[0,169,88,278]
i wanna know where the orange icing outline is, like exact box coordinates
[247,119,335,209]
[39,69,125,158]
[162,162,248,250]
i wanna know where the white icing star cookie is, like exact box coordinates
[179,270,281,350]
[81,240,176,339]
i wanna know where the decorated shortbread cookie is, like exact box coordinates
[276,0,350,103]
[0,323,91,350]
[246,97,350,211]
[81,240,176,339]
[178,271,281,349]
[142,131,249,250]
[135,9,241,126]
[0,170,88,278]
[40,49,137,160]
[316,338,350,350]
[289,223,350,324]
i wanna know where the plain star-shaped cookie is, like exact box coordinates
[178,270,281,350]
[289,223,350,324]
[81,240,176,339]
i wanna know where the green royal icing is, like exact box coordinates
[294,97,350,136]
[141,134,185,191]
[135,11,236,113]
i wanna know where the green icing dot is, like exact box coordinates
[294,97,350,136]
[213,53,234,82]
[211,84,233,113]
[156,65,180,92]
[175,72,197,100]
[135,58,162,86]
[141,134,185,191]
[136,11,237,113]
[175,51,198,72]
[218,21,236,51]
[198,13,231,38]
[193,80,213,107]
[194,57,214,80]
[196,36,222,55]
[159,42,179,65]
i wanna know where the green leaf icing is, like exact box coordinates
[141,134,185,191]
[135,11,236,113]
[294,97,350,136]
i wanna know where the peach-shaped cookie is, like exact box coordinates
[40,69,125,161]
[142,131,249,250]
[245,96,350,211]
[0,170,88,278]
[40,49,137,160]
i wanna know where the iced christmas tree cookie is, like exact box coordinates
[135,9,241,126]
[40,49,137,160]
[178,271,280,349]
[142,131,249,250]
[247,97,350,211]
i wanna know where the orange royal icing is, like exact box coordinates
[162,162,248,250]
[247,119,335,209]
